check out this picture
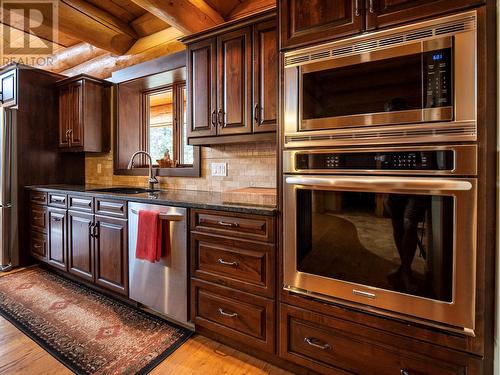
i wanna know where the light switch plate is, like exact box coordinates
[211,162,227,177]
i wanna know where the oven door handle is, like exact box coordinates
[285,176,473,192]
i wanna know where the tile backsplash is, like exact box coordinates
[85,141,277,192]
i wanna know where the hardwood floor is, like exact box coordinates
[0,316,291,375]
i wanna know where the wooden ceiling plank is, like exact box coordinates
[45,42,108,72]
[130,11,170,37]
[130,0,224,34]
[58,0,138,54]
[126,27,183,55]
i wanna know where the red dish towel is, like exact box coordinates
[136,210,171,262]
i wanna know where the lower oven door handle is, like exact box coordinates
[285,176,473,192]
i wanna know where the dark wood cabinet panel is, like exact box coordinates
[58,75,110,152]
[95,198,127,218]
[365,0,484,30]
[68,211,94,282]
[47,207,67,271]
[253,21,278,133]
[192,279,275,354]
[30,231,47,262]
[280,0,364,49]
[94,215,128,296]
[0,69,17,108]
[217,27,252,135]
[188,38,217,138]
[30,204,47,233]
[280,304,471,375]
[48,193,67,208]
[68,195,93,213]
[191,232,275,298]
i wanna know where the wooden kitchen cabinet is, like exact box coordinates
[94,215,128,296]
[280,0,364,49]
[217,27,252,136]
[279,0,484,49]
[57,74,111,152]
[67,210,94,282]
[187,38,217,138]
[253,20,278,133]
[0,69,17,107]
[365,0,485,30]
[184,14,277,145]
[47,207,67,271]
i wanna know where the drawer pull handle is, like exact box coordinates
[218,258,239,267]
[32,197,45,202]
[218,308,238,318]
[401,370,410,375]
[33,244,42,249]
[52,197,65,202]
[52,217,62,222]
[32,216,42,220]
[304,337,331,351]
[217,221,239,228]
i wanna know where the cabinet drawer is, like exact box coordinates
[191,209,275,242]
[30,191,47,205]
[192,279,275,353]
[68,195,93,213]
[30,231,47,261]
[30,204,47,233]
[48,193,67,208]
[95,198,127,218]
[280,305,466,375]
[191,233,274,297]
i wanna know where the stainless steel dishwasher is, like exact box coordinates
[128,202,189,326]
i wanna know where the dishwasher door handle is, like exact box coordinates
[130,208,184,222]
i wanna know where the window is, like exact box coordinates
[146,81,194,167]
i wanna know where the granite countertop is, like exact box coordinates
[27,185,278,216]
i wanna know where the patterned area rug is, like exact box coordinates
[0,268,192,374]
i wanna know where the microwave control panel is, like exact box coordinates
[295,151,454,171]
[424,48,452,108]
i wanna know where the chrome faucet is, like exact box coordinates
[127,151,159,190]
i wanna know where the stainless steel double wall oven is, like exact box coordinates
[282,11,478,334]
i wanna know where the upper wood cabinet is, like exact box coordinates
[280,0,484,49]
[0,69,17,108]
[57,75,111,152]
[365,0,485,30]
[280,0,364,50]
[185,15,277,145]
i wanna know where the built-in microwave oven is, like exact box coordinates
[283,11,477,148]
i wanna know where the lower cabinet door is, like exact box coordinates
[67,211,94,282]
[94,215,128,296]
[30,231,47,261]
[47,207,67,271]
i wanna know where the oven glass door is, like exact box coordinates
[283,175,476,330]
[298,39,453,131]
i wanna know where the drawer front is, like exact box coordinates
[30,204,47,233]
[68,195,93,213]
[191,233,274,297]
[30,191,47,205]
[30,231,47,261]
[48,193,67,208]
[95,198,127,218]
[192,279,275,353]
[191,209,275,243]
[280,305,466,375]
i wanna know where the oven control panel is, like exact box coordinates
[424,48,452,108]
[295,151,454,171]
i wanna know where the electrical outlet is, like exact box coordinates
[211,162,227,177]
[97,163,102,174]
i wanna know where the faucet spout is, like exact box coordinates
[127,151,159,190]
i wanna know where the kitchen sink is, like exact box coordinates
[88,187,160,194]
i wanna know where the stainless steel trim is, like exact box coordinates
[284,121,477,148]
[130,208,184,222]
[0,109,12,206]
[285,176,472,192]
[284,11,476,67]
[283,174,477,330]
[283,144,477,176]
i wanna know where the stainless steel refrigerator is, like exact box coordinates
[0,64,85,271]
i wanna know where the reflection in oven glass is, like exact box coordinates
[296,191,454,302]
